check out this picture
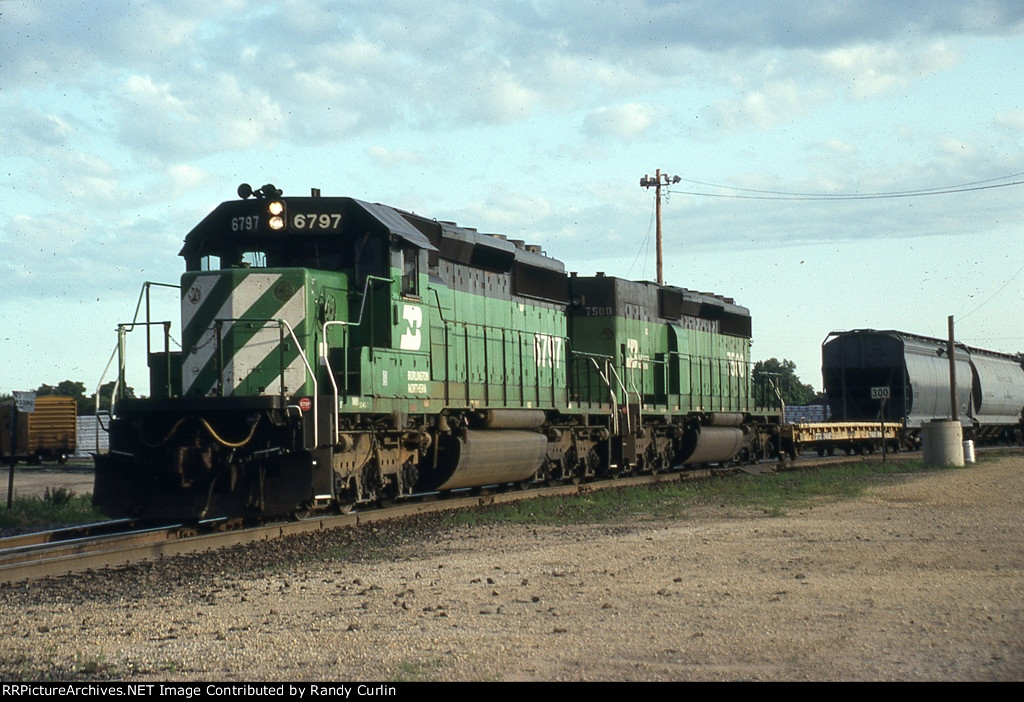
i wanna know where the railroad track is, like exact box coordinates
[0,467,733,585]
[6,447,995,586]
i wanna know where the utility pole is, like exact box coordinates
[640,169,681,286]
[948,315,958,421]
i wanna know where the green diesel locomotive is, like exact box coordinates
[94,184,762,520]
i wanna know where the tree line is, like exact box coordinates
[1,380,134,416]
[5,360,818,416]
[752,358,822,407]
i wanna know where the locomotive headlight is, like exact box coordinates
[267,200,286,230]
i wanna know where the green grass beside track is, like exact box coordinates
[0,455,980,532]
[442,457,960,527]
[0,488,106,530]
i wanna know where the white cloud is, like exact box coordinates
[467,72,540,124]
[115,73,284,158]
[937,135,977,160]
[704,81,820,131]
[166,165,214,196]
[0,103,82,153]
[824,139,858,154]
[366,147,427,168]
[583,103,657,141]
[995,109,1024,133]
[0,205,182,300]
[822,41,960,98]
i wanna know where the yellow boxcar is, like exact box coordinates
[1,395,77,463]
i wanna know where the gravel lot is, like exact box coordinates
[2,456,1022,682]
[1,464,95,501]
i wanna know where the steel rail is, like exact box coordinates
[0,469,722,585]
[0,519,136,551]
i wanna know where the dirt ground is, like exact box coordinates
[1,463,96,501]
[1,456,1022,681]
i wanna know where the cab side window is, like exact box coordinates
[401,247,419,297]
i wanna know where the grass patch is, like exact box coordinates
[443,458,947,527]
[0,490,107,530]
[389,659,445,682]
[75,653,115,677]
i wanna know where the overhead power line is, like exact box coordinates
[670,172,1024,201]
[958,258,1024,322]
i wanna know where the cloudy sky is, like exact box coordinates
[2,0,1023,397]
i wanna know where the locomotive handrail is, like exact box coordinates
[92,409,111,454]
[584,356,621,435]
[116,282,183,397]
[570,345,750,419]
[327,276,573,444]
[606,363,631,434]
[114,281,182,334]
[629,378,643,428]
[213,317,319,447]
[352,276,396,332]
[322,320,345,445]
[572,348,631,432]
[426,285,570,412]
[94,281,181,423]
[96,321,179,418]
[569,348,613,409]
[428,286,452,407]
[94,331,122,421]
[321,275,395,444]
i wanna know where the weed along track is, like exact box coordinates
[2,466,726,584]
[0,451,970,584]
